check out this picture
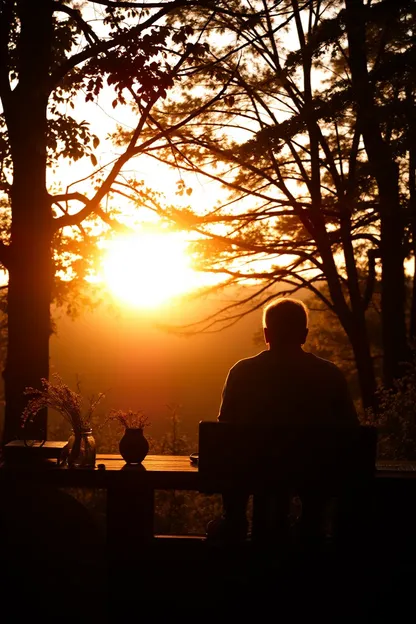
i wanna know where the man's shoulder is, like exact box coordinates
[228,350,345,381]
[302,351,344,377]
[229,351,269,374]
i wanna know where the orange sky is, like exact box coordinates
[49,292,264,443]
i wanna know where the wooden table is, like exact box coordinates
[2,453,416,554]
[1,454,200,554]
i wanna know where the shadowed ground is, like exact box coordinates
[1,480,415,623]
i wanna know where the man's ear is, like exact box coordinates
[302,327,309,345]
[264,326,270,345]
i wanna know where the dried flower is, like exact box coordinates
[107,409,150,430]
[22,374,105,433]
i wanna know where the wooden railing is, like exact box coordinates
[2,451,416,551]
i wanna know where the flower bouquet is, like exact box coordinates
[107,409,150,430]
[22,374,105,468]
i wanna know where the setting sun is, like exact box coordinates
[102,232,201,308]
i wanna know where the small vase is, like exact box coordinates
[119,427,149,464]
[67,428,96,468]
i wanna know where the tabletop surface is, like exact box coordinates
[3,452,416,481]
[97,454,198,472]
[92,454,416,480]
[0,453,200,490]
[99,454,416,472]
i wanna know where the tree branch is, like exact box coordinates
[50,1,188,87]
[52,78,233,233]
[88,0,187,7]
[51,191,128,232]
[51,192,89,206]
[52,2,100,45]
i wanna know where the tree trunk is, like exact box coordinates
[315,227,376,409]
[348,319,377,412]
[408,121,416,342]
[345,0,409,386]
[340,212,377,411]
[2,0,53,443]
[379,212,409,383]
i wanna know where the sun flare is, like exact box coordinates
[102,233,201,308]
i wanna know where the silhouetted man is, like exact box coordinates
[206,296,359,542]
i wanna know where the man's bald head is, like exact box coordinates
[263,297,308,348]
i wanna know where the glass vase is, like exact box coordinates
[67,428,96,468]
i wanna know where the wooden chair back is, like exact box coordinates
[198,421,377,545]
[198,421,377,493]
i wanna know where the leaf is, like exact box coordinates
[90,154,97,167]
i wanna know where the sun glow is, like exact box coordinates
[102,232,203,308]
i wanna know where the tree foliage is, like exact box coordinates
[365,359,416,460]
[131,0,416,409]
[0,0,224,442]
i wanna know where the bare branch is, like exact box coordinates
[51,192,89,206]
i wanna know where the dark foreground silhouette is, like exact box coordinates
[1,455,416,622]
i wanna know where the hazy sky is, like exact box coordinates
[50,290,265,443]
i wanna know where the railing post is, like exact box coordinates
[107,481,154,559]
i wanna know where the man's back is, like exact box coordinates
[218,349,358,427]
[206,297,360,543]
